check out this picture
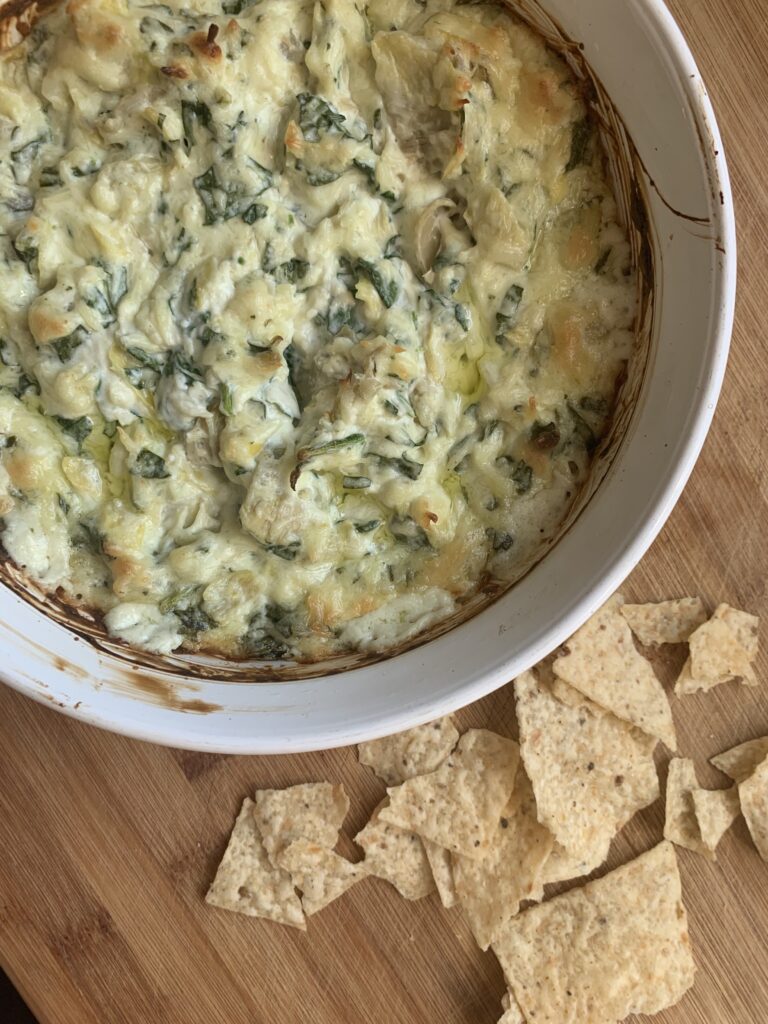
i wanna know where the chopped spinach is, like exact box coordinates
[296,93,368,143]
[219,381,234,415]
[182,100,214,148]
[174,604,216,635]
[355,259,398,308]
[193,163,270,225]
[496,455,533,495]
[51,326,87,363]
[54,415,93,450]
[454,303,471,330]
[486,528,514,552]
[354,519,380,534]
[390,514,431,549]
[132,449,171,479]
[565,117,592,173]
[495,284,524,343]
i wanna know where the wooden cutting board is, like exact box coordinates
[1,1,767,1021]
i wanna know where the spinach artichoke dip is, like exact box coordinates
[0,0,637,660]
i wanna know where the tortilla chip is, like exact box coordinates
[691,786,740,854]
[423,839,457,908]
[539,842,605,887]
[355,799,435,900]
[253,783,349,866]
[664,758,709,858]
[358,716,459,785]
[492,842,695,1023]
[711,736,768,782]
[498,991,525,1024]
[453,769,553,950]
[205,798,305,929]
[621,597,707,645]
[688,617,756,687]
[739,755,768,861]
[553,598,677,748]
[379,729,520,858]
[712,602,759,660]
[278,839,368,915]
[514,669,659,865]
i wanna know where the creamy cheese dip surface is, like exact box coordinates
[0,0,637,659]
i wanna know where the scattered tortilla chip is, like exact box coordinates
[691,786,740,853]
[452,769,553,950]
[553,598,677,748]
[355,799,435,900]
[492,842,695,1023]
[621,597,707,646]
[664,758,710,859]
[711,736,768,782]
[688,617,756,687]
[498,990,525,1024]
[379,729,520,859]
[253,783,349,867]
[423,839,457,908]
[205,798,305,929]
[739,755,768,861]
[712,602,759,660]
[539,842,605,887]
[358,716,459,785]
[278,839,368,915]
[514,669,659,865]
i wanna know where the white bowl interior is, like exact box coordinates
[0,0,735,752]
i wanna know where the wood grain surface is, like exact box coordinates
[1,1,767,1021]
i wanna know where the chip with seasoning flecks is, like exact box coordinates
[620,596,707,645]
[712,602,760,660]
[691,786,740,854]
[378,729,520,858]
[205,798,305,929]
[539,841,605,887]
[738,755,768,861]
[711,736,768,782]
[278,839,368,915]
[686,616,756,688]
[357,716,459,786]
[253,782,349,867]
[492,842,695,1024]
[354,799,435,900]
[553,597,677,748]
[515,669,659,866]
[423,839,457,909]
[452,768,553,950]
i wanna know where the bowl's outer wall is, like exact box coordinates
[0,0,735,752]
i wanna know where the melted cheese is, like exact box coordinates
[0,0,637,659]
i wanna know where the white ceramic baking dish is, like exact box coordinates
[0,0,735,752]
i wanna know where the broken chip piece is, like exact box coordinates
[738,755,768,862]
[691,786,740,853]
[712,603,759,660]
[514,669,658,866]
[553,598,677,748]
[492,842,695,1024]
[357,716,459,786]
[205,798,305,929]
[278,839,368,915]
[711,736,768,782]
[497,990,525,1024]
[452,769,553,950]
[355,799,435,900]
[621,597,707,646]
[253,782,349,867]
[379,729,520,858]
[664,758,709,859]
[664,758,738,861]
